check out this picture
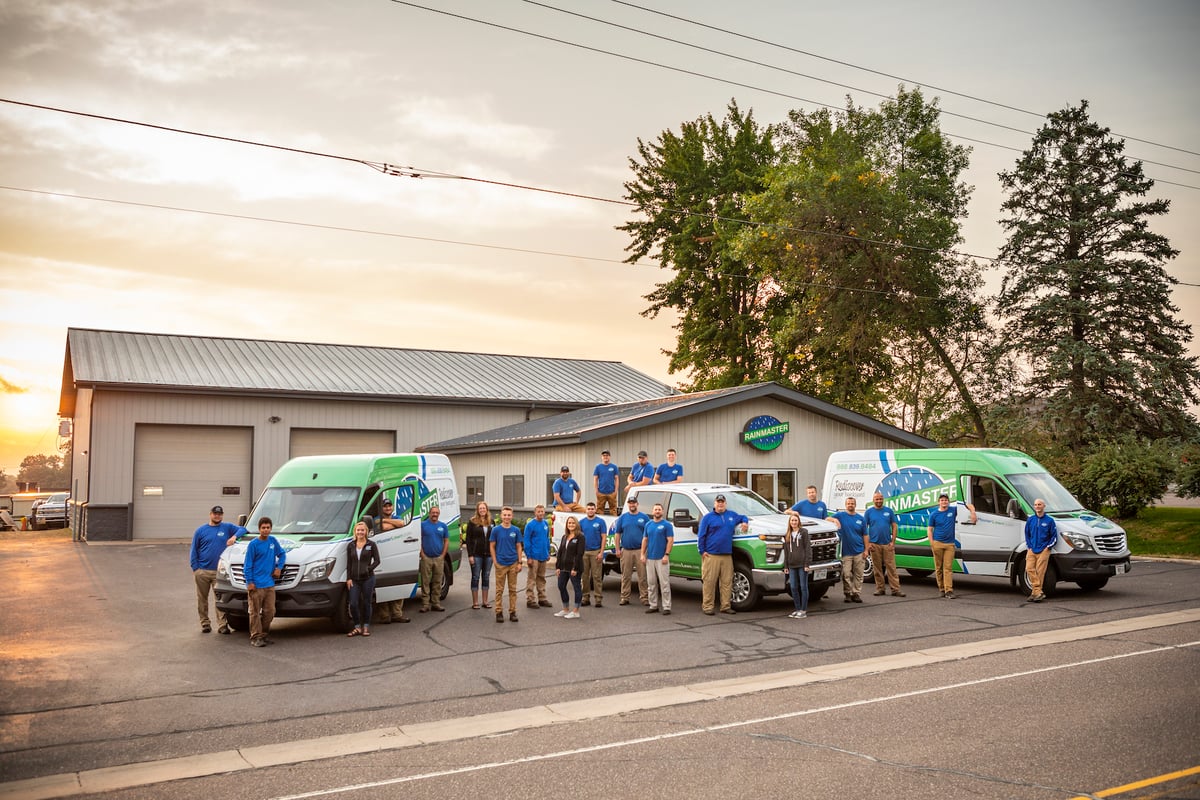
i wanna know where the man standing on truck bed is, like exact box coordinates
[653,449,684,484]
[865,492,905,598]
[791,485,828,520]
[244,516,286,647]
[613,497,650,606]
[626,451,654,501]
[593,451,620,516]
[523,504,552,608]
[579,502,607,607]
[1024,498,1058,603]
[190,505,246,634]
[375,499,411,624]
[697,494,748,615]
[419,506,448,613]
[926,493,977,599]
[490,506,525,623]
[833,497,869,603]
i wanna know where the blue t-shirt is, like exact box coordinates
[863,505,897,545]
[833,511,867,556]
[593,462,620,494]
[697,510,748,555]
[643,519,674,560]
[523,518,551,561]
[189,521,246,570]
[553,477,581,504]
[791,499,828,519]
[420,519,449,558]
[243,535,286,587]
[655,462,684,483]
[928,508,958,544]
[1024,514,1058,553]
[630,461,655,485]
[579,516,607,550]
[490,524,522,566]
[613,511,650,550]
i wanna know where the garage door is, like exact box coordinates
[289,429,394,458]
[132,425,253,539]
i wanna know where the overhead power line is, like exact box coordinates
[608,0,1200,159]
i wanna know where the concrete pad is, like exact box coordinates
[77,750,246,795]
[550,686,703,719]
[241,727,417,767]
[402,705,562,744]
[0,772,81,800]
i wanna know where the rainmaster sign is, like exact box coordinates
[741,415,790,451]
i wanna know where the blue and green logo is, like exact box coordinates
[741,415,790,451]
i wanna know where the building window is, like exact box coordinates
[727,469,797,510]
[545,474,557,506]
[503,475,524,507]
[466,476,485,507]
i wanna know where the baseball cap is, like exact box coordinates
[637,450,648,457]
[383,499,393,506]
[601,449,610,455]
[211,505,224,514]
[560,465,570,472]
[627,497,638,504]
[714,494,726,502]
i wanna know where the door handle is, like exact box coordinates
[403,537,418,543]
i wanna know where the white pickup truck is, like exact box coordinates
[551,483,841,610]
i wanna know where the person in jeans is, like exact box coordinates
[697,494,748,615]
[926,494,977,599]
[782,511,812,619]
[465,501,494,610]
[578,502,608,607]
[554,515,585,619]
[640,503,674,614]
[189,505,246,634]
[244,516,286,647]
[865,491,905,598]
[1023,498,1057,603]
[345,518,380,637]
[612,497,650,606]
[833,497,868,604]
[523,504,552,608]
[489,506,524,623]
[418,506,448,613]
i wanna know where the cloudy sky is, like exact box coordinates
[1,0,1197,475]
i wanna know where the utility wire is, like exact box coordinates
[609,0,1200,159]
[386,1,1200,180]
[524,0,1200,176]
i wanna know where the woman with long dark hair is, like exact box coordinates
[555,515,585,619]
[465,501,494,610]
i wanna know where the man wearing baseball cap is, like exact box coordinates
[625,451,654,502]
[189,505,247,634]
[697,494,749,615]
[553,466,586,513]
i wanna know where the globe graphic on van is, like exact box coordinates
[876,466,946,540]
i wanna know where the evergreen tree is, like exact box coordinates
[997,102,1200,448]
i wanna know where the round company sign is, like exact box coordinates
[741,415,790,451]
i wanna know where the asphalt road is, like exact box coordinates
[1,533,1198,799]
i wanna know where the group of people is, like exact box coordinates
[553,448,684,515]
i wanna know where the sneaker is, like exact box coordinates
[539,600,553,608]
[495,615,504,623]
[1032,593,1045,603]
[851,595,863,603]
[645,607,659,614]
[797,610,807,618]
[509,612,519,622]
[217,625,231,635]
[554,610,568,617]
[703,610,715,616]
[874,590,886,596]
[251,639,266,647]
[396,616,411,623]
[892,591,906,597]
[432,606,445,612]
[419,607,429,613]
[662,609,671,615]
[201,624,211,633]
[565,611,580,619]
[720,608,736,615]
[787,611,799,618]
[641,600,650,606]
[527,602,539,609]
[619,599,630,605]
[939,591,947,598]
[594,601,603,608]
[945,591,956,599]
[844,596,853,603]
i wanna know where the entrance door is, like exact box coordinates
[750,472,777,506]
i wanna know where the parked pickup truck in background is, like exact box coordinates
[552,483,841,611]
[31,492,70,530]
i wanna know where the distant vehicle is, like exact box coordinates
[32,492,70,530]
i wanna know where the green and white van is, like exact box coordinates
[216,453,460,632]
[823,449,1132,596]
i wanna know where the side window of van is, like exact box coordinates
[391,484,416,527]
[968,476,1018,518]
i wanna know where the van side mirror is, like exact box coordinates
[238,514,248,527]
[776,502,786,512]
[1006,499,1026,521]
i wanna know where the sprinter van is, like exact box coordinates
[823,449,1131,597]
[216,453,460,632]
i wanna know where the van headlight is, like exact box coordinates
[301,558,336,582]
[1061,533,1094,552]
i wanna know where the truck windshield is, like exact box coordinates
[697,490,777,517]
[1005,472,1083,514]
[249,486,360,538]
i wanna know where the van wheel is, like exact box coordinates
[440,558,453,601]
[1076,577,1108,592]
[731,560,762,611]
[331,589,354,633]
[861,553,874,582]
[809,584,829,602]
[906,568,933,580]
[1015,556,1058,598]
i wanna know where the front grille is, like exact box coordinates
[230,564,301,587]
[811,539,839,564]
[1093,532,1127,555]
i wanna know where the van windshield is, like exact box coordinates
[1005,472,1083,514]
[697,490,777,517]
[249,486,360,539]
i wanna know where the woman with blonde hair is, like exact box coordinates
[465,501,494,610]
[782,511,812,619]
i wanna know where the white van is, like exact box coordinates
[823,449,1132,596]
[216,453,460,631]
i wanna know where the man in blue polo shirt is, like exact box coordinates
[419,506,449,613]
[489,506,525,623]
[613,497,650,606]
[592,451,620,516]
[625,451,654,501]
[654,449,684,484]
[578,502,608,607]
[926,493,977,599]
[833,497,869,603]
[243,516,286,647]
[1023,498,1058,603]
[523,504,552,608]
[553,467,586,512]
[697,494,749,615]
[791,485,828,521]
[189,504,246,634]
[864,491,905,598]
[640,503,674,614]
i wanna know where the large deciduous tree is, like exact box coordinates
[997,102,1200,449]
[17,454,68,491]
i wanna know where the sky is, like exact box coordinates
[0,0,1197,476]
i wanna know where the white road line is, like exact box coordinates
[2,608,1198,800]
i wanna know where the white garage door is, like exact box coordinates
[289,429,394,458]
[132,425,253,539]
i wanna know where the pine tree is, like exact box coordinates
[997,102,1200,448]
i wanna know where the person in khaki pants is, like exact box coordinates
[612,498,650,605]
[189,505,245,634]
[865,492,905,598]
[489,507,525,623]
[522,505,552,608]
[926,494,976,599]
[1023,498,1057,602]
[418,506,448,613]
